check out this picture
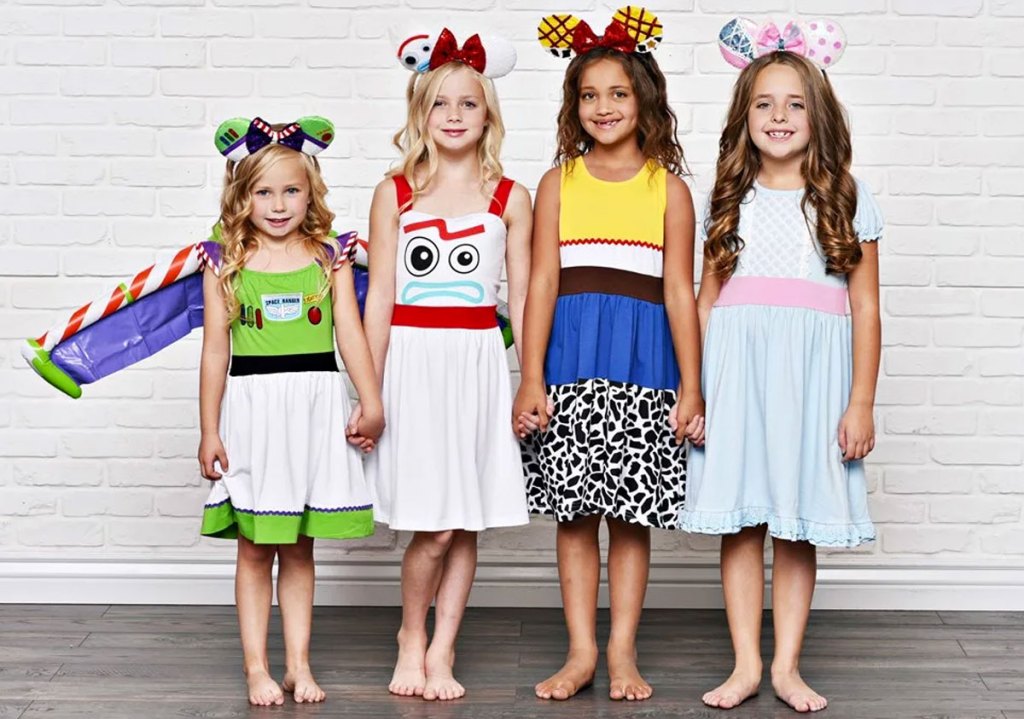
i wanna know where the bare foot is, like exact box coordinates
[423,644,464,701]
[388,627,427,697]
[702,665,761,709]
[245,667,284,706]
[607,644,652,701]
[282,665,326,704]
[772,667,827,713]
[534,648,597,701]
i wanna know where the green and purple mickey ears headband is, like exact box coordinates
[214,116,335,161]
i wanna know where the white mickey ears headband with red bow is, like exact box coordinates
[718,17,846,71]
[395,28,516,79]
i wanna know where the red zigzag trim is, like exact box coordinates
[560,237,663,251]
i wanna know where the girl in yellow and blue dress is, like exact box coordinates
[515,7,704,704]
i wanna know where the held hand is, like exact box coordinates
[346,403,382,452]
[198,434,229,480]
[512,383,553,438]
[345,403,365,448]
[838,403,875,462]
[356,403,385,444]
[671,392,706,447]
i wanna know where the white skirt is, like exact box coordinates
[202,371,374,543]
[366,326,529,531]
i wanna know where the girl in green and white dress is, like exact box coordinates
[197,116,383,707]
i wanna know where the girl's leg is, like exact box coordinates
[535,515,601,701]
[770,538,826,713]
[605,517,653,701]
[235,537,284,706]
[389,530,456,697]
[423,529,478,701]
[703,524,768,709]
[277,536,325,704]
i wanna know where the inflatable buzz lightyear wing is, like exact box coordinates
[22,241,214,399]
[22,228,365,399]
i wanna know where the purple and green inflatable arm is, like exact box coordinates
[22,229,509,399]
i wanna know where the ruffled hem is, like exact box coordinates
[201,499,374,544]
[678,507,875,548]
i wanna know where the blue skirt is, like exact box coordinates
[679,304,875,547]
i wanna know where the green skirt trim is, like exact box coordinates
[201,499,374,544]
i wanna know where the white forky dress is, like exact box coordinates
[366,175,530,532]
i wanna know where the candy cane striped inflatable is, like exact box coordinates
[21,243,211,398]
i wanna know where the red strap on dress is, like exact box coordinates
[393,175,413,214]
[487,177,514,217]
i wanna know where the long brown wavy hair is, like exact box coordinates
[554,47,687,177]
[391,63,505,211]
[704,52,861,279]
[215,142,337,324]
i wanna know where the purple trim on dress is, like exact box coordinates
[203,499,372,515]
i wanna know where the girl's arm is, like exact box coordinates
[841,241,881,461]
[696,266,722,346]
[198,269,230,479]
[502,182,533,367]
[662,174,704,444]
[363,178,399,383]
[332,260,385,444]
[511,167,561,435]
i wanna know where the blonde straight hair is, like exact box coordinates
[216,143,337,324]
[390,63,505,209]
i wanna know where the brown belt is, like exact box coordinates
[558,266,664,304]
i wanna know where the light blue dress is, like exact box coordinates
[679,178,882,547]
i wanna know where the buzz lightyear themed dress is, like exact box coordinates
[199,238,375,544]
[199,117,374,544]
[21,115,374,543]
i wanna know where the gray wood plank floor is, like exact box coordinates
[1,605,1022,718]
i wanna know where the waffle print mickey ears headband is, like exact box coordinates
[395,28,517,79]
[718,17,846,70]
[214,116,335,161]
[537,6,663,58]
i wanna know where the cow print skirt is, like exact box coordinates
[521,377,687,529]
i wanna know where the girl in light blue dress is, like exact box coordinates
[680,18,882,714]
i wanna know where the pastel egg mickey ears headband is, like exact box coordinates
[395,28,517,79]
[718,17,846,71]
[214,116,335,161]
[537,6,663,59]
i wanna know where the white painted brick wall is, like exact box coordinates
[1,1,1022,569]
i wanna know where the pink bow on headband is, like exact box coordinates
[428,28,487,73]
[755,22,806,57]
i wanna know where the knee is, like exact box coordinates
[237,539,276,566]
[417,530,455,558]
[277,538,314,565]
[559,515,601,537]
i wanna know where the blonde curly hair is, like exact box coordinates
[215,142,337,324]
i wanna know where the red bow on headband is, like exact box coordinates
[570,19,637,55]
[429,28,487,73]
